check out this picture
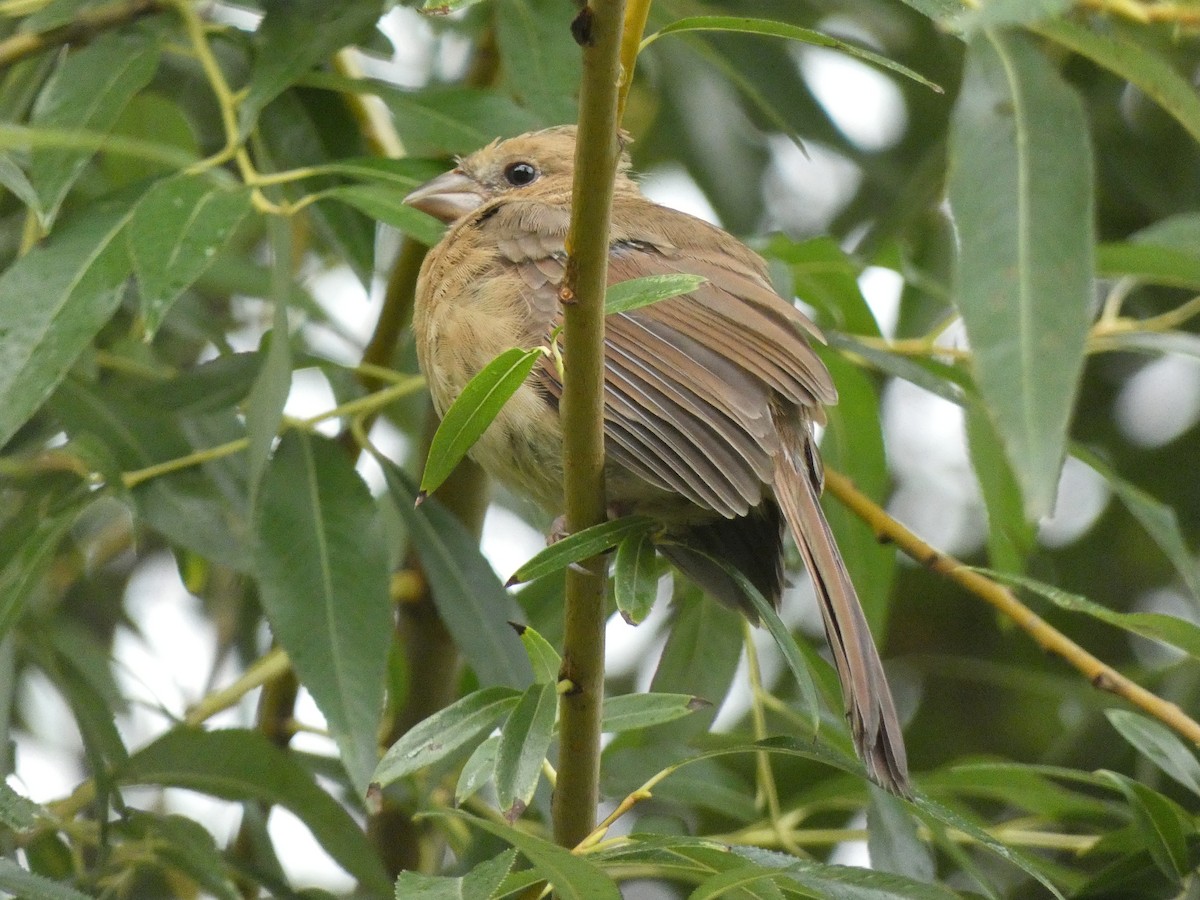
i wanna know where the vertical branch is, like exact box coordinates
[552,0,627,848]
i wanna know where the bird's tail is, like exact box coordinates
[773,426,911,796]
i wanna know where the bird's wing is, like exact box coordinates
[480,196,836,518]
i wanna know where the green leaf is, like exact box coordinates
[1096,243,1200,290]
[1033,19,1200,146]
[613,530,660,625]
[120,811,240,900]
[424,809,621,899]
[420,0,489,13]
[239,0,385,134]
[973,567,1200,659]
[517,624,562,684]
[0,780,41,830]
[128,174,253,337]
[495,0,582,122]
[495,681,557,820]
[254,432,392,794]
[420,346,543,498]
[947,31,1094,519]
[1076,447,1200,607]
[456,734,500,805]
[605,274,707,316]
[642,17,942,94]
[326,183,445,246]
[1100,771,1193,883]
[966,399,1037,573]
[869,788,936,883]
[689,864,784,899]
[383,462,534,689]
[0,858,93,900]
[952,0,1072,34]
[0,199,132,450]
[1107,710,1200,800]
[394,850,517,900]
[116,727,390,895]
[27,31,160,223]
[374,686,520,788]
[507,516,656,585]
[601,693,708,733]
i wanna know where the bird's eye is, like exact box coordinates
[504,162,538,186]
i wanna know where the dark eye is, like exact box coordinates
[504,162,538,186]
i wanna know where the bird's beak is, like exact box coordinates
[403,169,486,223]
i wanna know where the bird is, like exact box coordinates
[403,125,910,795]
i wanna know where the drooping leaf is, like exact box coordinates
[947,31,1094,518]
[456,734,500,805]
[1107,710,1200,800]
[254,432,392,794]
[419,346,543,498]
[0,199,133,450]
[116,728,390,894]
[1099,771,1194,884]
[517,624,562,685]
[613,530,660,625]
[127,174,253,337]
[495,681,557,820]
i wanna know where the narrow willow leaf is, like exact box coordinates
[254,432,392,794]
[1096,243,1200,290]
[120,812,240,900]
[383,463,533,689]
[495,0,582,123]
[1100,771,1192,883]
[374,687,519,787]
[972,567,1200,658]
[117,728,390,894]
[869,788,936,883]
[605,274,707,316]
[965,399,1037,573]
[239,0,384,134]
[424,809,621,899]
[948,31,1094,518]
[507,516,656,585]
[0,859,93,900]
[642,17,942,93]
[128,174,252,337]
[327,184,445,247]
[456,734,500,805]
[613,530,659,625]
[1033,19,1200,145]
[495,681,557,821]
[1075,447,1200,606]
[0,199,132,450]
[689,865,783,900]
[1107,710,1200,800]
[952,0,1072,34]
[516,624,561,685]
[0,781,41,830]
[28,31,160,223]
[394,850,517,900]
[323,156,447,190]
[601,693,708,733]
[420,346,543,498]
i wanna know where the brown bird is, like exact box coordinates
[404,125,909,794]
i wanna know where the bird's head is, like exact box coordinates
[404,125,633,224]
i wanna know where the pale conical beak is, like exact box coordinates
[403,169,486,224]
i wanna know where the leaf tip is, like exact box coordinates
[365,782,383,815]
[414,491,428,508]
[508,620,527,636]
[502,799,527,824]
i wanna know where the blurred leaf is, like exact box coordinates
[508,516,656,585]
[0,199,133,451]
[393,850,517,899]
[383,463,534,689]
[116,728,390,894]
[495,0,582,122]
[1098,330,1200,360]
[326,183,445,246]
[254,431,392,794]
[966,399,1037,573]
[517,624,561,684]
[425,809,621,899]
[0,859,92,900]
[601,693,707,733]
[613,530,659,625]
[1076,448,1200,607]
[948,31,1093,519]
[0,485,85,639]
[420,0,489,13]
[1100,771,1194,884]
[642,17,942,94]
[325,155,447,189]
[869,788,936,883]
[827,333,969,407]
[953,0,1072,34]
[1107,710,1200,800]
[1034,20,1200,145]
[1097,243,1200,290]
[975,567,1200,658]
[102,91,201,187]
[120,811,240,900]
[419,346,543,498]
[128,174,252,337]
[27,31,159,223]
[456,734,500,804]
[0,153,39,212]
[374,686,519,787]
[495,681,556,820]
[0,781,41,830]
[606,274,707,316]
[240,0,384,134]
[689,864,785,899]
